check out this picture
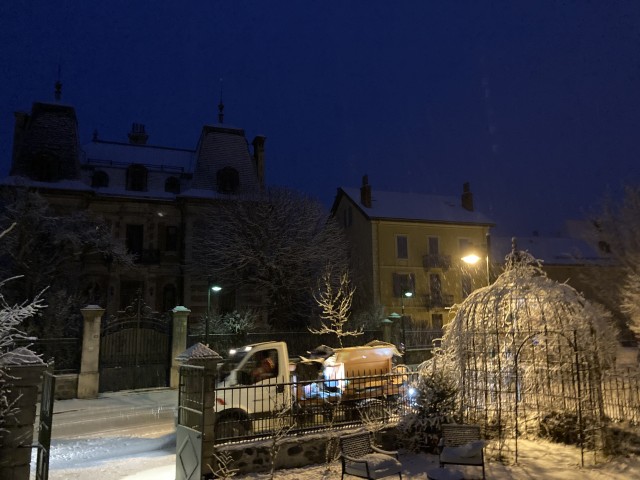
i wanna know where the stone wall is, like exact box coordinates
[53,374,78,400]
[218,427,399,475]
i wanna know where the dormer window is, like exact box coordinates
[126,164,148,191]
[92,170,109,188]
[216,167,239,193]
[165,176,180,194]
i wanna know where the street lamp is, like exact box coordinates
[205,284,222,346]
[461,234,492,286]
[400,290,413,361]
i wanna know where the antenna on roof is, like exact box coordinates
[218,78,224,124]
[54,64,62,102]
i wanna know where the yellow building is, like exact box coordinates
[331,176,494,338]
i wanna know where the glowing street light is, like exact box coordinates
[205,284,222,346]
[461,234,492,286]
[400,290,413,362]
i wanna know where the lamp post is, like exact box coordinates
[400,290,413,361]
[205,284,222,346]
[461,233,492,286]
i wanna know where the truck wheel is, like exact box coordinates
[215,414,248,440]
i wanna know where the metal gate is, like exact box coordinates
[176,365,205,480]
[35,368,56,480]
[99,291,171,392]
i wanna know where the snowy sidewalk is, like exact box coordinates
[47,387,178,438]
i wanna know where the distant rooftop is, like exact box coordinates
[491,235,612,266]
[338,186,494,226]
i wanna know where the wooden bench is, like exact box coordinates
[438,424,485,479]
[339,432,403,480]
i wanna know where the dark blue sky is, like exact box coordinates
[2,1,640,236]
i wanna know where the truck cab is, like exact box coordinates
[213,342,292,439]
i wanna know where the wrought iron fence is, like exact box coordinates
[213,369,417,444]
[14,338,81,374]
[403,329,443,349]
[189,330,384,358]
[600,367,640,424]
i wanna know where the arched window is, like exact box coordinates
[216,167,240,193]
[165,176,180,194]
[126,164,148,191]
[92,170,109,188]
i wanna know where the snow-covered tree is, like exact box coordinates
[0,189,133,336]
[593,185,640,334]
[0,224,46,435]
[309,265,362,347]
[441,245,618,456]
[192,188,349,330]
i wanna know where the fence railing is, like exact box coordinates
[213,369,417,444]
[403,329,443,349]
[189,330,385,358]
[600,368,640,424]
[14,338,82,374]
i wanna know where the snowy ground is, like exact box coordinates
[33,370,640,479]
[38,431,640,479]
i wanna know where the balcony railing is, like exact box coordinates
[426,293,454,309]
[423,254,451,270]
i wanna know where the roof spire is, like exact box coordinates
[217,78,224,123]
[54,64,62,102]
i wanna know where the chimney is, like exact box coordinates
[128,123,149,145]
[252,135,266,189]
[462,182,474,211]
[360,175,372,208]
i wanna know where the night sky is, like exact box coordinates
[2,1,640,237]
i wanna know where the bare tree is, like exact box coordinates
[192,188,349,330]
[0,189,134,337]
[309,265,362,347]
[590,185,640,338]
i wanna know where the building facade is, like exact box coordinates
[4,98,266,319]
[331,176,494,333]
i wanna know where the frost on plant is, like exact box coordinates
[0,224,47,435]
[396,364,458,453]
[439,241,618,456]
[198,310,258,337]
[309,265,362,348]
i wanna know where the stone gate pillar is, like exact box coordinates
[170,306,191,389]
[77,305,105,399]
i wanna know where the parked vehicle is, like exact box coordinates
[213,340,407,439]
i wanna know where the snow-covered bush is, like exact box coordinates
[396,365,458,452]
[441,243,619,457]
[198,309,258,337]
[0,227,46,437]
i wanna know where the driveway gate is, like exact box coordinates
[99,291,171,392]
[176,365,205,480]
[34,368,56,480]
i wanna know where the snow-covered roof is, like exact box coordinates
[491,235,612,266]
[337,187,494,225]
[83,140,194,171]
[0,175,94,192]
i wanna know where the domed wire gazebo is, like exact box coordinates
[438,240,618,462]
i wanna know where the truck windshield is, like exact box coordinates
[218,349,249,383]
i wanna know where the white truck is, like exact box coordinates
[212,340,406,440]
